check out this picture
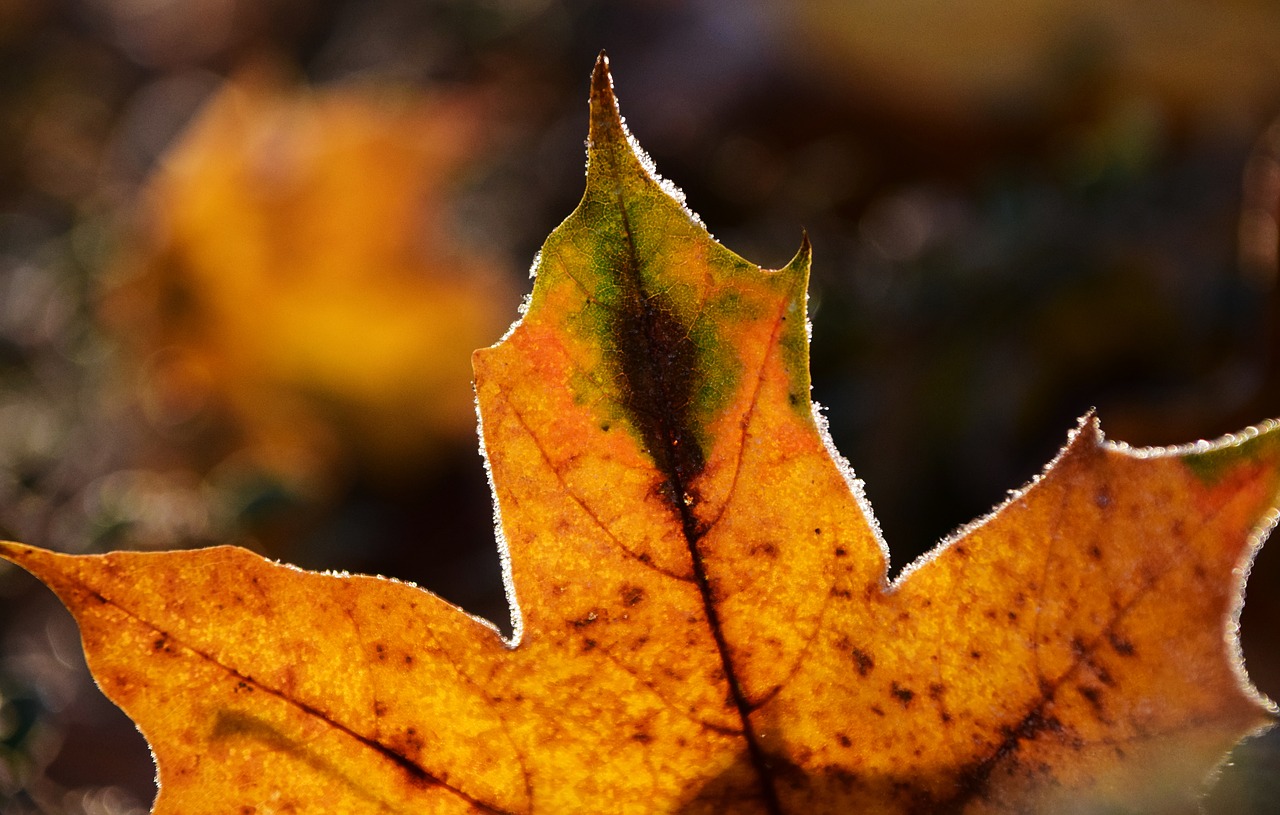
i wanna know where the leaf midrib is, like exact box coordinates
[611,193,784,815]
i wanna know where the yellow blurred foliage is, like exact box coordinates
[790,0,1280,132]
[105,66,517,490]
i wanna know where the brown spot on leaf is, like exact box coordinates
[851,648,875,677]
[1109,633,1136,656]
[1077,685,1104,716]
[572,610,600,627]
[391,727,425,761]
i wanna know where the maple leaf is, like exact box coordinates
[2,54,1278,814]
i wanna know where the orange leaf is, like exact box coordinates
[104,65,517,484]
[2,54,1277,814]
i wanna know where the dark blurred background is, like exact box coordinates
[0,1,1278,812]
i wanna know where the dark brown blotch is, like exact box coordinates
[391,727,425,761]
[1077,684,1104,716]
[851,648,875,677]
[1108,633,1136,656]
[606,268,706,521]
[935,709,1064,812]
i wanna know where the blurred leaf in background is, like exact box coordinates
[104,63,519,517]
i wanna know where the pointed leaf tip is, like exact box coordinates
[588,53,623,147]
[781,231,813,275]
[591,50,611,91]
[0,540,29,561]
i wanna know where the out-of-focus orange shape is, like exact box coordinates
[3,55,1277,814]
[106,65,516,485]
[788,0,1280,132]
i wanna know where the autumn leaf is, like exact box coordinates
[2,54,1278,814]
[104,64,517,486]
